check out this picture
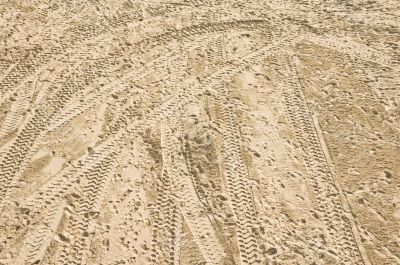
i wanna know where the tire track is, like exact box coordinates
[160,119,226,265]
[149,165,183,265]
[48,19,276,134]
[0,56,122,208]
[179,123,210,209]
[0,0,260,97]
[0,61,15,82]
[0,81,35,139]
[57,151,119,265]
[0,28,288,213]
[0,1,396,264]
[303,32,393,67]
[7,17,261,141]
[17,201,66,265]
[0,60,111,211]
[22,134,122,218]
[46,50,181,133]
[270,53,365,264]
[211,83,261,265]
[1,118,140,259]
[0,16,107,96]
[49,18,274,128]
[4,14,290,264]
[0,61,63,139]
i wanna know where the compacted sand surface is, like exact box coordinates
[0,1,399,264]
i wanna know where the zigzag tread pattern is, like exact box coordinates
[18,201,66,265]
[212,85,261,265]
[160,121,226,264]
[1,1,395,264]
[271,54,365,264]
[57,152,119,265]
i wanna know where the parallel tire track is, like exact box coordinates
[0,19,275,212]
[271,54,365,264]
[150,166,183,265]
[58,152,119,265]
[22,138,120,218]
[160,120,226,264]
[17,201,66,265]
[212,84,261,265]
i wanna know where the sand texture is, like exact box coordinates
[0,0,399,264]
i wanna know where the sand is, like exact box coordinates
[0,0,399,264]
